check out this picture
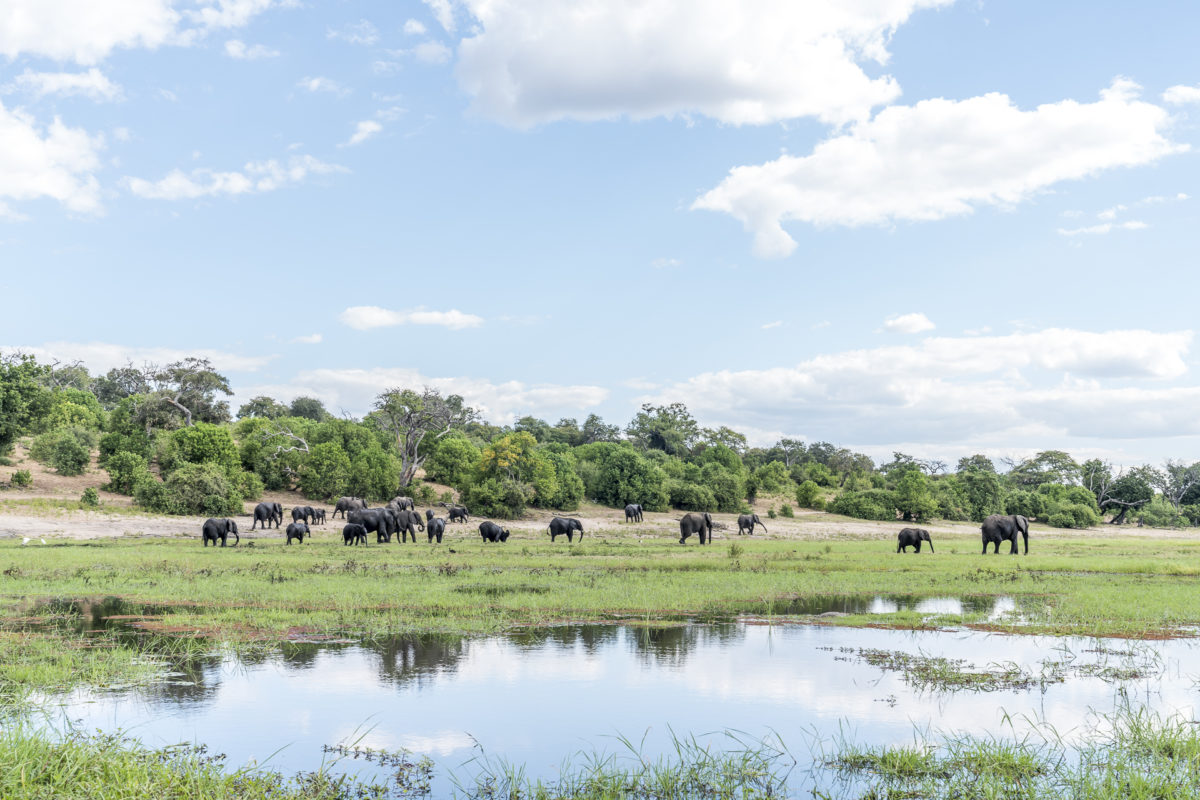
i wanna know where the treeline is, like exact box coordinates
[3,353,1200,528]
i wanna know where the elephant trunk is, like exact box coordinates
[231,531,240,546]
[927,540,933,553]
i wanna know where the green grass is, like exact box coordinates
[0,497,154,516]
[0,530,1199,695]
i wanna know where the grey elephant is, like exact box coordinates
[897,527,933,553]
[390,495,415,510]
[981,514,1029,555]
[333,497,367,519]
[426,516,447,544]
[251,502,282,530]
[342,523,368,546]
[447,504,470,523]
[349,508,394,543]
[201,518,239,547]
[394,509,425,543]
[311,508,327,525]
[624,504,644,523]
[737,513,766,535]
[548,517,584,542]
[291,505,314,524]
[479,521,510,542]
[679,512,713,545]
[286,521,310,545]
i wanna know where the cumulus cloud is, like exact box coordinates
[1163,84,1200,105]
[0,102,104,215]
[404,19,428,35]
[124,154,345,200]
[694,79,1185,258]
[327,19,379,46]
[339,306,484,331]
[187,0,294,31]
[224,39,279,59]
[412,40,452,65]
[343,120,382,146]
[1057,220,1148,236]
[3,341,275,374]
[651,257,682,269]
[883,312,935,334]
[6,69,122,101]
[296,76,347,94]
[454,0,948,128]
[290,333,322,344]
[0,0,179,64]
[642,328,1195,447]
[243,367,607,425]
[761,321,783,330]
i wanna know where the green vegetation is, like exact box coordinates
[10,469,31,488]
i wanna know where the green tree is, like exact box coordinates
[158,422,239,477]
[542,448,585,510]
[956,454,996,474]
[477,432,558,506]
[237,396,289,419]
[1007,450,1081,487]
[347,448,401,501]
[754,461,792,493]
[148,358,233,427]
[575,442,669,510]
[104,451,153,495]
[289,396,329,421]
[961,468,1005,522]
[894,469,937,522]
[795,480,823,509]
[0,354,53,453]
[298,442,351,501]
[372,388,477,487]
[424,434,481,489]
[626,403,699,456]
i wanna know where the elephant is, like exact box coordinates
[897,527,933,553]
[349,508,395,544]
[333,497,367,519]
[286,521,310,545]
[390,496,415,511]
[311,508,327,525]
[251,502,282,530]
[447,505,470,524]
[737,513,766,536]
[201,518,239,547]
[394,509,426,543]
[342,523,368,546]
[679,512,713,545]
[624,504,644,523]
[548,517,584,543]
[291,506,314,524]
[981,514,1030,555]
[479,521,510,543]
[426,517,447,544]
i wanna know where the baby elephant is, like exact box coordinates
[342,523,368,546]
[897,527,934,553]
[312,508,326,525]
[201,518,239,547]
[286,521,309,545]
[426,516,447,544]
[479,521,510,543]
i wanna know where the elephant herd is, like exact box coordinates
[203,499,1033,555]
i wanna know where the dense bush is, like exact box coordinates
[780,504,794,518]
[542,449,585,510]
[103,451,154,495]
[754,460,792,494]
[795,480,824,510]
[347,448,401,502]
[158,423,239,477]
[298,442,351,502]
[463,476,530,519]
[11,469,31,488]
[700,463,745,513]
[893,470,937,522]
[30,427,96,476]
[1046,503,1101,529]
[423,434,480,489]
[80,487,100,507]
[666,479,717,512]
[1138,497,1186,528]
[576,443,669,511]
[828,489,897,521]
[135,462,242,516]
[1005,490,1049,520]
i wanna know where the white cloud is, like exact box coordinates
[0,0,179,64]
[403,19,428,35]
[651,257,682,269]
[6,69,122,102]
[412,40,452,65]
[224,39,279,59]
[124,154,345,200]
[243,368,607,425]
[1163,84,1200,105]
[694,79,1185,258]
[1096,204,1126,221]
[339,306,483,331]
[1057,220,1147,236]
[187,0,289,31]
[642,328,1197,447]
[343,120,382,146]
[0,102,103,215]
[297,76,347,95]
[423,0,456,33]
[3,342,274,374]
[454,0,949,128]
[327,19,379,46]
[883,312,935,334]
[761,321,783,330]
[290,333,322,344]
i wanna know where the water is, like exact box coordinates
[33,600,1200,796]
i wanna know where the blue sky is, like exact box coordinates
[3,0,1200,465]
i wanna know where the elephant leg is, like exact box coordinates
[914,542,921,553]
[567,532,574,543]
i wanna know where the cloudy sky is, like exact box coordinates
[3,0,1200,465]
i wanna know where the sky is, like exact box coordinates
[2,0,1200,466]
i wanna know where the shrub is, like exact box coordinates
[135,463,241,516]
[804,463,836,487]
[1047,503,1101,529]
[407,480,437,506]
[234,470,264,502]
[463,476,530,519]
[754,461,792,494]
[829,490,897,521]
[158,423,239,477]
[795,480,823,509]
[1005,490,1048,520]
[1138,497,1185,529]
[80,487,100,507]
[423,435,480,490]
[667,479,717,512]
[11,469,31,488]
[30,427,96,476]
[104,452,154,495]
[767,507,777,519]
[298,442,350,502]
[0,457,11,466]
[780,504,794,518]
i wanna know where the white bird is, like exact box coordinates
[20,538,46,545]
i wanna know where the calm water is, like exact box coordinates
[37,603,1200,795]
